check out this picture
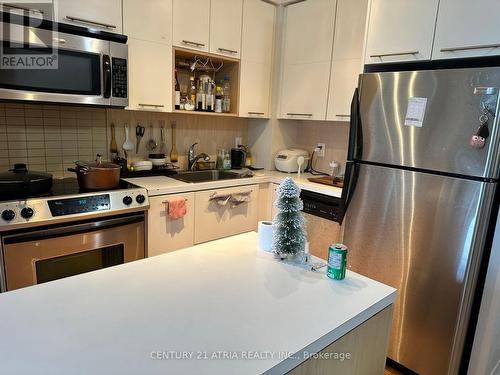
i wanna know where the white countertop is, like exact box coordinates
[0,232,395,375]
[124,170,343,198]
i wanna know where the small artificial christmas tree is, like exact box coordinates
[272,177,307,258]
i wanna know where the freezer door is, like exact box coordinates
[343,164,496,375]
[358,68,500,179]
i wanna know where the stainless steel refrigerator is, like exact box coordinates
[341,67,499,375]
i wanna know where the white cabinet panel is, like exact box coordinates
[147,194,195,256]
[433,0,500,59]
[239,0,275,118]
[364,0,439,64]
[55,0,123,33]
[127,38,172,112]
[333,0,369,60]
[210,0,243,58]
[279,62,331,120]
[282,0,336,65]
[241,0,275,65]
[172,0,210,52]
[326,59,361,121]
[123,0,172,44]
[239,60,272,118]
[279,0,336,121]
[194,185,259,244]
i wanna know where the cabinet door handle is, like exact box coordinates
[182,40,205,47]
[138,103,165,108]
[248,111,265,115]
[2,3,44,14]
[370,51,419,58]
[286,113,313,117]
[52,38,66,44]
[218,47,238,54]
[440,43,500,52]
[66,16,116,29]
[336,114,350,117]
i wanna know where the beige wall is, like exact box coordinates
[0,102,248,177]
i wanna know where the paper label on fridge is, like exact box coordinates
[405,97,427,127]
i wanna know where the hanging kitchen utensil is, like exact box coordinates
[159,120,167,154]
[67,154,121,191]
[110,123,118,155]
[122,124,135,157]
[135,123,145,153]
[146,124,158,151]
[170,121,178,163]
[0,163,53,199]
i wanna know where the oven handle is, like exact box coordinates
[103,54,111,99]
[2,214,144,245]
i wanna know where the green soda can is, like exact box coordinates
[327,244,348,280]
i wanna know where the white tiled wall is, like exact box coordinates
[0,103,107,178]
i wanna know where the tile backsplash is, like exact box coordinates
[0,103,107,178]
[0,102,249,177]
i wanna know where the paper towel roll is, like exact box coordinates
[258,221,275,252]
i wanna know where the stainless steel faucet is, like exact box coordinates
[188,142,210,171]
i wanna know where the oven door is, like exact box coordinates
[1,214,144,291]
[0,21,111,105]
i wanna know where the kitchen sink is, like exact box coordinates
[171,170,252,183]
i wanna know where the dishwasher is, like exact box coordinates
[300,190,343,260]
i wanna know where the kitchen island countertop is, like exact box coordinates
[0,232,395,375]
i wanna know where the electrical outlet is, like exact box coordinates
[235,136,242,148]
[316,143,326,157]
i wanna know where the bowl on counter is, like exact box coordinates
[148,153,167,167]
[132,160,153,171]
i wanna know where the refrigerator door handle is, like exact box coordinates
[339,161,360,225]
[347,88,363,161]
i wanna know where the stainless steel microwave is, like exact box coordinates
[0,20,128,107]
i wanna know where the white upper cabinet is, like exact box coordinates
[127,39,172,112]
[326,0,368,121]
[173,0,210,52]
[239,0,275,118]
[433,0,500,59]
[210,0,243,58]
[279,0,337,120]
[55,0,123,33]
[364,0,439,64]
[123,0,172,44]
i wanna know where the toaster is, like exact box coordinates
[274,149,310,173]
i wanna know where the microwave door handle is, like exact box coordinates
[103,54,111,99]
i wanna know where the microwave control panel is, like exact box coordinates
[112,58,128,98]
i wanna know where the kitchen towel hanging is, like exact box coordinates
[165,198,187,220]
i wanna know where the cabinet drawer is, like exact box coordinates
[147,193,195,256]
[194,185,259,243]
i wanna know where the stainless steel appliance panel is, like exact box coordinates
[343,164,496,375]
[358,68,500,179]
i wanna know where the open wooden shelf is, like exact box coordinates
[173,47,240,117]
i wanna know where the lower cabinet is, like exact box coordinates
[147,193,195,256]
[194,185,259,244]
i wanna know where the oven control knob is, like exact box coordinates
[136,194,146,204]
[21,207,34,219]
[123,196,133,206]
[1,209,15,221]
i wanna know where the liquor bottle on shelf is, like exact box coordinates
[196,80,203,111]
[215,84,222,113]
[222,75,231,113]
[174,70,180,110]
[206,79,214,112]
[189,76,196,106]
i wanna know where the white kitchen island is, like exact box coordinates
[0,232,396,375]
